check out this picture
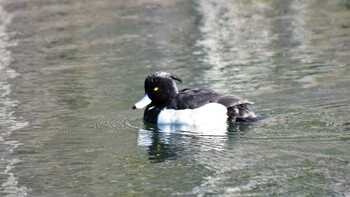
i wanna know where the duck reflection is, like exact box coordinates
[138,124,181,163]
[137,123,252,163]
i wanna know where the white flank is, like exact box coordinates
[157,103,227,125]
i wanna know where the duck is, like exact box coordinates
[133,72,260,125]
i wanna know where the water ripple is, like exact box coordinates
[88,116,143,130]
[0,6,29,197]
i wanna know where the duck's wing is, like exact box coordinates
[214,94,257,122]
[214,94,254,107]
[168,88,220,110]
[169,89,259,122]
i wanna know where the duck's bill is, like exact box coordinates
[133,94,151,109]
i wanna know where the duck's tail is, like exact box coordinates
[236,115,265,122]
[227,104,264,123]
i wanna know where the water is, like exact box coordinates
[0,0,349,196]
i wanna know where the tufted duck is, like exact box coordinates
[133,72,260,125]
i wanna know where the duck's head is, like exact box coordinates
[133,72,182,109]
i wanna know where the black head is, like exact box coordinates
[144,72,182,106]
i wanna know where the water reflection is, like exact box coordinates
[138,126,179,163]
[138,123,252,163]
[49,69,92,111]
[0,5,28,196]
[195,0,350,94]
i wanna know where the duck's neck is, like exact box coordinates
[144,103,166,124]
[151,100,169,109]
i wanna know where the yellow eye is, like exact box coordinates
[153,87,159,91]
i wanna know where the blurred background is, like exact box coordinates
[1,0,349,196]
